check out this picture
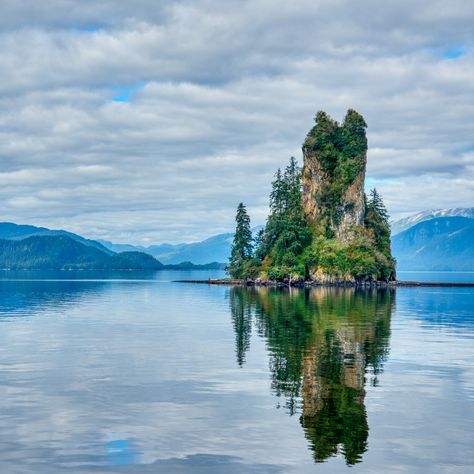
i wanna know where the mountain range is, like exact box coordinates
[0,208,472,271]
[98,232,234,265]
[0,223,223,270]
[98,226,265,265]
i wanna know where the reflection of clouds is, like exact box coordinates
[390,288,474,403]
[0,279,108,319]
[397,287,474,331]
[0,279,313,472]
[0,280,473,472]
[105,439,140,466]
[106,453,285,473]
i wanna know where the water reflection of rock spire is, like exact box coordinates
[229,287,393,465]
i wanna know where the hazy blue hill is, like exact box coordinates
[164,261,225,270]
[146,233,234,264]
[111,251,164,269]
[0,222,48,239]
[0,236,163,270]
[392,216,474,271]
[98,237,232,264]
[96,239,146,253]
[0,222,114,255]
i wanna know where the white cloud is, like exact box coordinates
[0,0,473,243]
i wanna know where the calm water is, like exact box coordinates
[0,271,473,473]
[397,271,474,283]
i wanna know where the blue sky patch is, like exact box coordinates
[111,82,147,102]
[443,45,468,60]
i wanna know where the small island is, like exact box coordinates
[227,109,396,286]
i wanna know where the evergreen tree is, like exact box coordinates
[368,188,389,223]
[228,203,253,278]
[259,157,311,279]
[364,188,395,280]
[254,228,266,260]
[270,168,286,216]
[284,157,301,213]
[260,168,287,257]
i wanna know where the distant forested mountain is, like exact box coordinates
[0,236,164,270]
[108,251,164,270]
[164,261,225,270]
[392,217,474,271]
[0,223,226,270]
[0,222,113,254]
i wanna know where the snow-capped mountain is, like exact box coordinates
[392,216,474,270]
[391,208,474,235]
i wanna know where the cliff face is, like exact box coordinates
[336,172,366,241]
[302,109,367,243]
[298,109,395,282]
[302,148,366,243]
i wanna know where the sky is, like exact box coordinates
[0,0,473,245]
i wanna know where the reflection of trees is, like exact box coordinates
[229,287,253,366]
[229,287,394,465]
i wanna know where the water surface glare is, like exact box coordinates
[0,271,472,473]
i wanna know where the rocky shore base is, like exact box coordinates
[175,279,474,288]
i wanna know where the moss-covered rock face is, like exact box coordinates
[302,110,367,242]
[301,110,396,282]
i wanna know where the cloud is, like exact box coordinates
[0,0,473,243]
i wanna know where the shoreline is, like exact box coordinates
[174,279,474,288]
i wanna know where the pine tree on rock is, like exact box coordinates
[365,188,395,279]
[255,157,311,280]
[368,188,389,223]
[270,168,286,216]
[228,203,253,278]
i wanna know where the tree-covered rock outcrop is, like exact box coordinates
[229,109,396,284]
